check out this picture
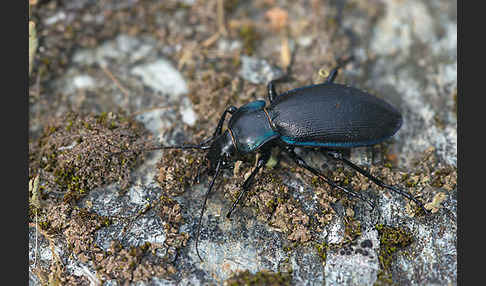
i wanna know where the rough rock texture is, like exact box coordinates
[29,0,456,285]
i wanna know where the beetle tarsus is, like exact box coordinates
[195,159,223,262]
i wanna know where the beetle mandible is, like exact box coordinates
[150,66,427,261]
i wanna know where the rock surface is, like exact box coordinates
[29,0,456,285]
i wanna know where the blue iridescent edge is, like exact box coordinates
[280,136,388,148]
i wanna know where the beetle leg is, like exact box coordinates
[325,68,339,83]
[267,80,279,103]
[325,55,355,83]
[284,147,375,210]
[226,149,271,218]
[213,106,238,137]
[325,150,429,214]
[192,165,208,184]
[195,158,223,261]
[267,48,297,103]
[267,75,294,103]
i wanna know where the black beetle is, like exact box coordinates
[147,66,427,260]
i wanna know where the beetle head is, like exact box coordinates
[206,130,236,174]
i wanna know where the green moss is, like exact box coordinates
[311,176,319,187]
[433,114,445,129]
[65,120,73,131]
[344,217,362,242]
[38,219,50,230]
[156,149,206,195]
[265,154,278,169]
[412,203,427,217]
[29,111,145,203]
[224,0,239,13]
[140,242,151,252]
[265,198,276,209]
[159,194,176,205]
[97,111,108,124]
[430,167,455,189]
[102,217,112,227]
[405,179,418,188]
[374,224,414,285]
[109,121,117,130]
[315,241,328,261]
[282,241,299,253]
[225,270,292,286]
[239,25,259,56]
[326,17,338,30]
[232,55,241,68]
[47,126,58,135]
[54,169,84,199]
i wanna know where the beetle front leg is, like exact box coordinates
[226,149,271,218]
[213,106,238,137]
[175,106,236,152]
[284,147,375,210]
[267,79,280,103]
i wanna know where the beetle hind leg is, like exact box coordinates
[284,147,376,211]
[325,150,429,214]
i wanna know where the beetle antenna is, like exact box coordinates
[148,135,217,151]
[109,136,216,156]
[195,158,223,262]
[143,143,211,151]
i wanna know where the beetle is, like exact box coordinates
[148,66,428,261]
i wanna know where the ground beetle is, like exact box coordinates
[147,66,427,261]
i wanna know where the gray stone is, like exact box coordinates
[238,55,284,85]
[131,60,189,99]
[368,1,457,168]
[325,230,380,286]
